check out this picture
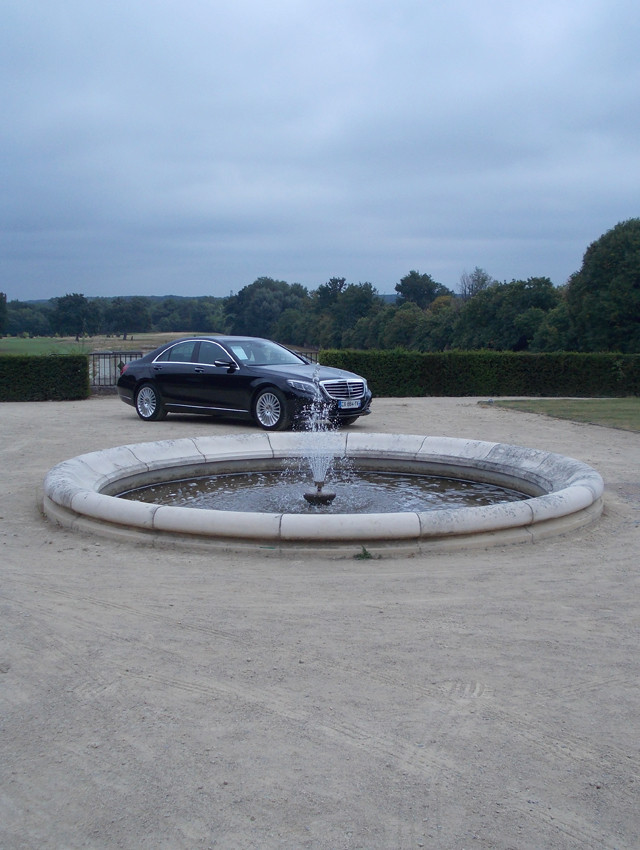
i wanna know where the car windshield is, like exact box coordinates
[225,340,305,367]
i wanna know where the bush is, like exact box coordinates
[319,349,640,397]
[0,354,90,401]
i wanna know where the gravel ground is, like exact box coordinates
[1,395,639,850]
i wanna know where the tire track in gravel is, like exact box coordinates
[8,582,637,792]
[334,657,639,786]
[133,669,466,848]
[4,583,636,848]
[0,584,249,645]
[301,661,638,848]
[132,670,629,849]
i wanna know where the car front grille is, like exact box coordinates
[320,379,366,400]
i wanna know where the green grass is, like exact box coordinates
[0,332,192,356]
[0,337,73,355]
[493,398,640,432]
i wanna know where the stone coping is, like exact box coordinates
[42,432,604,553]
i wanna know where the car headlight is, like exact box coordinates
[286,379,317,394]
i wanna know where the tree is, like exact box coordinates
[314,277,347,311]
[380,302,425,349]
[530,299,574,352]
[144,296,223,333]
[103,297,151,335]
[419,301,459,351]
[187,297,225,332]
[49,293,99,337]
[343,306,396,349]
[565,218,640,352]
[224,278,310,338]
[273,307,313,346]
[458,267,495,300]
[6,300,53,336]
[309,280,381,347]
[0,292,7,335]
[395,270,452,309]
[333,283,380,339]
[452,278,559,351]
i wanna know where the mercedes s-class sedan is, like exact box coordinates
[116,336,372,430]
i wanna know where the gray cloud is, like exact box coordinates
[2,0,639,300]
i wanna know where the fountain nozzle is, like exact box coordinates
[303,480,337,505]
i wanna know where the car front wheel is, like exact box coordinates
[253,387,291,430]
[135,383,167,421]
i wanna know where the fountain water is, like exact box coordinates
[302,370,339,505]
[119,467,527,513]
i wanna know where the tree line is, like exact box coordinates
[2,295,225,340]
[2,218,639,353]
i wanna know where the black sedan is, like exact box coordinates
[116,336,372,430]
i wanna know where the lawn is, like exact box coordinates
[493,398,640,432]
[0,332,192,356]
[0,337,77,355]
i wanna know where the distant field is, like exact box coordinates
[0,333,200,356]
[493,398,640,432]
[0,337,68,355]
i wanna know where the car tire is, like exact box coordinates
[253,387,291,431]
[135,383,167,421]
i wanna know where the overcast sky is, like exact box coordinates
[2,0,639,301]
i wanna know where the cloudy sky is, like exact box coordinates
[2,0,639,301]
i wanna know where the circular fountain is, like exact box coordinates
[42,431,604,556]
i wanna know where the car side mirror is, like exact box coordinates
[214,359,237,372]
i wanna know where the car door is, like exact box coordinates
[150,340,199,405]
[191,340,252,412]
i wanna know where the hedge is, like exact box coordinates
[319,350,640,397]
[2,350,638,403]
[0,354,90,401]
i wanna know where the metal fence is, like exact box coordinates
[90,351,142,387]
[298,349,319,363]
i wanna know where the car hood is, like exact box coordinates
[250,363,363,381]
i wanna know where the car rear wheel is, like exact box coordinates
[253,387,291,430]
[135,383,167,421]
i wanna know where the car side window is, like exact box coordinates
[197,342,228,365]
[155,341,197,362]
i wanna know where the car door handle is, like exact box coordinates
[194,367,205,373]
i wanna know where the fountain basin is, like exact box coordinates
[42,432,604,555]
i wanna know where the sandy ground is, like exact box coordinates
[1,395,639,850]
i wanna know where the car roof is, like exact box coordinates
[213,336,271,343]
[170,336,271,344]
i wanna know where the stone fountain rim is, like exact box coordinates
[42,432,604,553]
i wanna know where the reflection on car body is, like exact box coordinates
[116,335,372,430]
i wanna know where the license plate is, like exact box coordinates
[339,399,359,409]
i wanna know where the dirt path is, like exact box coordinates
[1,396,639,849]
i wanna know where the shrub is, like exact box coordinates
[0,354,90,401]
[319,350,640,397]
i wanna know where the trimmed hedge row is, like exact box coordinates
[0,354,90,401]
[319,350,640,397]
[3,350,638,402]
